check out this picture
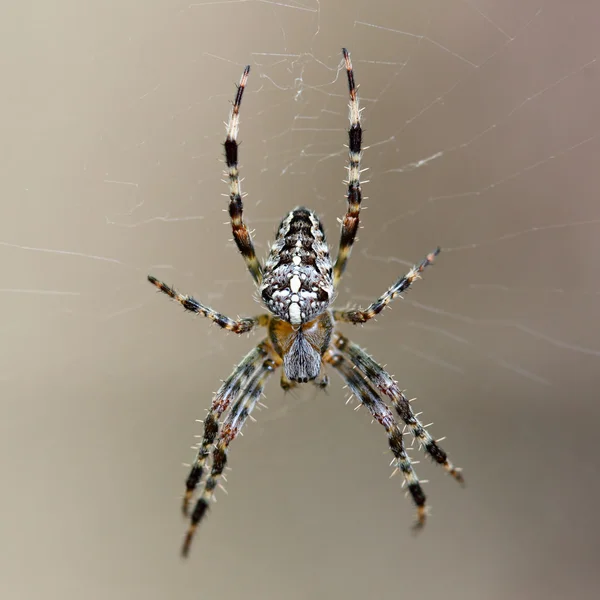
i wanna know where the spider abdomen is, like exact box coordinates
[260,207,334,325]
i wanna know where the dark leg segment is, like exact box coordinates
[147,275,268,333]
[333,333,463,484]
[325,350,428,527]
[182,341,271,516]
[224,65,263,285]
[182,351,279,557]
[333,48,364,286]
[333,248,440,324]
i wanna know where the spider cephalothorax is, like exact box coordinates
[268,306,334,383]
[148,49,464,558]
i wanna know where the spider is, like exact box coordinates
[148,49,464,557]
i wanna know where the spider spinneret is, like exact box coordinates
[148,48,464,558]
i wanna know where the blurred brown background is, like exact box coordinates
[2,1,599,599]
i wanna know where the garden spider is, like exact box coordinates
[148,49,464,557]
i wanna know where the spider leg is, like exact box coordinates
[147,275,269,333]
[325,349,428,527]
[182,340,271,516]
[224,65,263,285]
[333,333,464,484]
[333,248,440,324]
[333,48,364,287]
[182,349,280,557]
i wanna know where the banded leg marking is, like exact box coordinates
[333,48,364,286]
[225,65,263,284]
[333,333,464,484]
[333,248,440,324]
[182,341,270,516]
[182,351,279,557]
[325,350,428,527]
[148,275,268,334]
